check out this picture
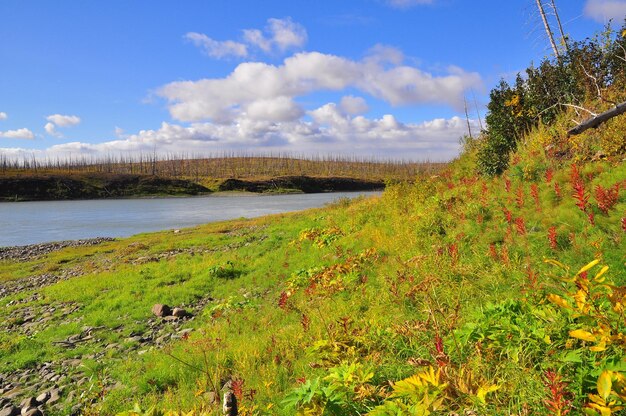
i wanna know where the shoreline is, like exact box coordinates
[0,173,385,202]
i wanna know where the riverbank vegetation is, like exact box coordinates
[1,23,625,416]
[0,155,442,182]
[0,156,437,200]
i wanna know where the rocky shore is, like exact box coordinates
[0,238,115,262]
[0,237,217,415]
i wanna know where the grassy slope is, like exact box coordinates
[1,137,625,415]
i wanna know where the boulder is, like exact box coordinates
[151,304,171,317]
[21,409,42,416]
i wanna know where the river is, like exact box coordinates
[0,191,379,247]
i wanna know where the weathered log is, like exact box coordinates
[567,101,626,136]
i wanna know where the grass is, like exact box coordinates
[0,148,626,415]
[1,126,625,415]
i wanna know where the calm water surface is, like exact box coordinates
[0,192,379,247]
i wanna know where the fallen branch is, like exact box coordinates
[567,101,626,136]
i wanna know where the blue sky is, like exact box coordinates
[0,0,624,160]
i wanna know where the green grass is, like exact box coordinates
[1,151,625,415]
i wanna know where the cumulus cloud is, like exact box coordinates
[387,0,435,9]
[0,112,7,120]
[0,128,34,140]
[158,51,482,123]
[187,17,307,60]
[184,32,248,59]
[584,0,626,22]
[45,114,81,137]
[1,109,477,160]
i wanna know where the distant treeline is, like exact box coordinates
[0,153,444,181]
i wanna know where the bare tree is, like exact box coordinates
[550,0,569,53]
[464,96,473,138]
[536,0,560,57]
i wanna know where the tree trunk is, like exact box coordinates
[550,0,569,53]
[567,101,626,136]
[536,0,560,58]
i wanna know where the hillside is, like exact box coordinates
[1,124,624,415]
[1,25,626,416]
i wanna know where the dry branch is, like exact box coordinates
[567,101,626,136]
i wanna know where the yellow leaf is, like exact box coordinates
[594,266,609,282]
[476,384,499,404]
[577,259,600,275]
[547,294,570,309]
[570,329,597,342]
[545,259,568,270]
[598,371,613,401]
[574,289,588,312]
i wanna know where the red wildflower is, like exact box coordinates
[548,226,558,250]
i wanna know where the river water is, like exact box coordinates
[0,191,379,247]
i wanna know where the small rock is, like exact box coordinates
[47,388,61,404]
[162,315,179,322]
[172,308,190,318]
[21,408,42,416]
[0,406,20,416]
[151,304,171,317]
[18,399,36,410]
[125,336,143,343]
[179,328,193,337]
[35,392,49,405]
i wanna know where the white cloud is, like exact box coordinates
[584,0,626,22]
[45,122,59,137]
[245,96,304,122]
[45,114,81,137]
[189,18,307,60]
[0,112,7,120]
[115,126,126,138]
[0,128,34,140]
[387,0,435,9]
[340,96,369,115]
[46,114,81,127]
[265,17,308,51]
[1,110,477,160]
[158,51,481,123]
[184,32,248,59]
[243,18,307,53]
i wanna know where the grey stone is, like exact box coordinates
[151,304,171,317]
[21,409,42,416]
[162,315,179,322]
[0,406,20,416]
[35,392,49,405]
[18,399,36,411]
[47,388,61,404]
[179,328,193,337]
[172,307,190,318]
